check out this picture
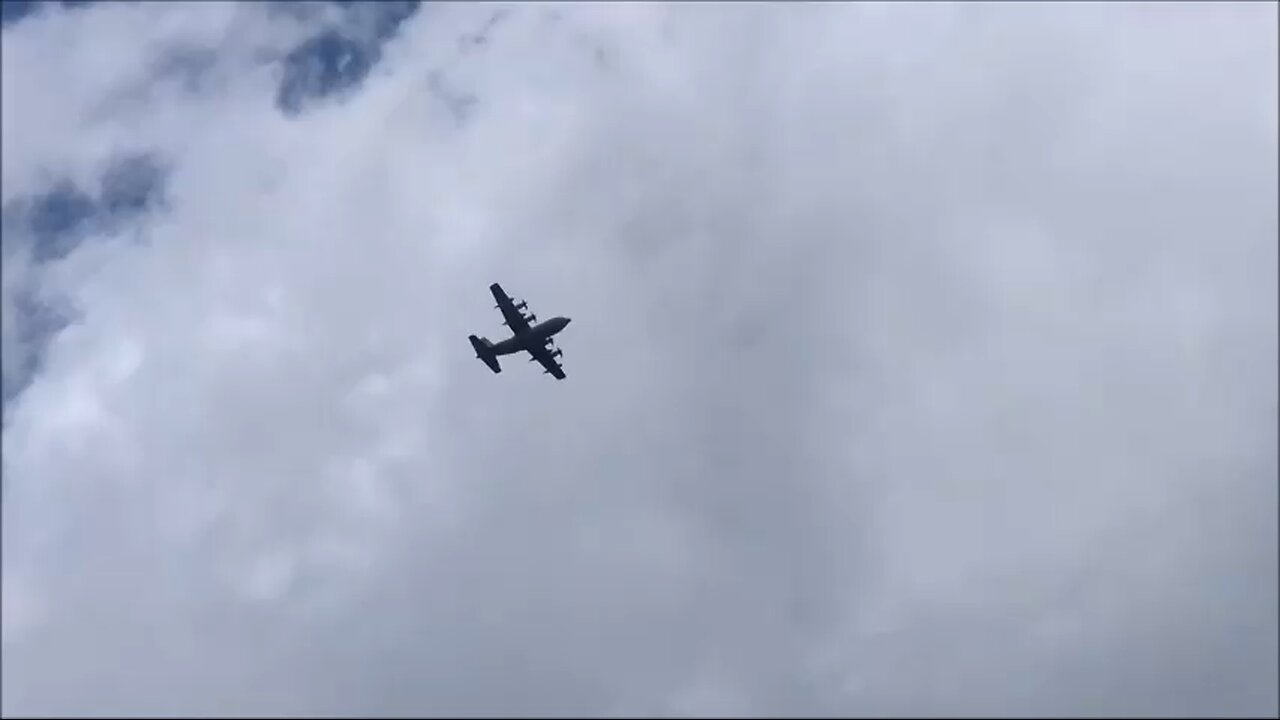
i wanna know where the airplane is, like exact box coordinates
[469,282,571,379]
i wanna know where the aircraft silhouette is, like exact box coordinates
[469,283,571,379]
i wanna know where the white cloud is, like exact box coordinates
[2,2,1276,716]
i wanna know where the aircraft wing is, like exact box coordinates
[527,341,566,380]
[489,282,530,334]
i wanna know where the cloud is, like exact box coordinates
[2,2,1276,716]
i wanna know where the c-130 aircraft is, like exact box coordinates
[469,283,571,379]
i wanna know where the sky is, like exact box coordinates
[1,1,1277,717]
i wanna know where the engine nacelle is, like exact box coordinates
[515,300,528,310]
[550,348,563,359]
[524,313,537,323]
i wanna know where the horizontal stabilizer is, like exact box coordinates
[469,335,501,373]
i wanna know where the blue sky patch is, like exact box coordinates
[4,285,77,407]
[2,153,167,264]
[23,182,97,263]
[1,0,93,27]
[276,30,375,115]
[275,1,421,115]
[1,153,166,407]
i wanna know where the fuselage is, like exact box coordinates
[491,316,571,355]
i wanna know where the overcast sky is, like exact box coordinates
[2,2,1276,717]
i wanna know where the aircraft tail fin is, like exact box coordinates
[469,335,501,373]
